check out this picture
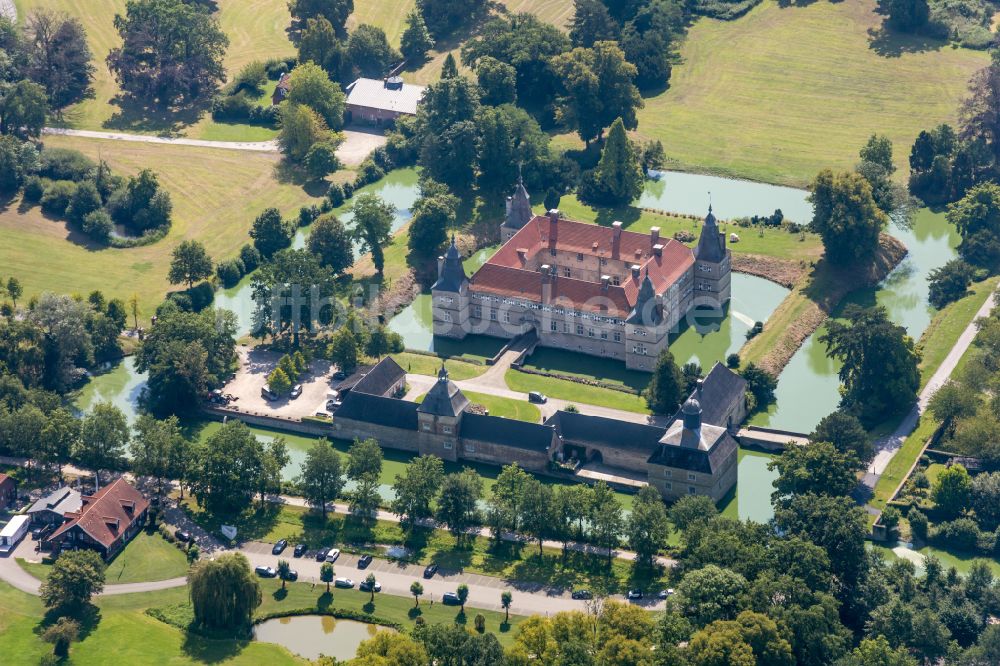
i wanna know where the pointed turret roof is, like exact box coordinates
[417,364,469,417]
[432,235,468,293]
[505,173,533,230]
[695,205,726,263]
[626,271,662,325]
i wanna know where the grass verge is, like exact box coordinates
[505,369,649,414]
[392,352,488,381]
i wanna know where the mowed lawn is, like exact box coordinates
[415,390,542,422]
[14,0,295,139]
[0,134,324,320]
[633,0,989,186]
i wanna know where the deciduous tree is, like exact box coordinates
[400,10,434,64]
[436,468,483,540]
[551,42,641,144]
[168,240,213,289]
[188,552,261,630]
[350,193,395,273]
[391,454,444,530]
[77,401,128,488]
[809,169,887,265]
[24,10,94,109]
[346,437,383,519]
[40,549,105,611]
[626,484,670,566]
[307,214,353,274]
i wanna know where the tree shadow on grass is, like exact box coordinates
[407,606,423,620]
[181,630,250,663]
[867,25,949,58]
[317,591,333,611]
[103,95,209,136]
[362,601,376,615]
[271,160,330,197]
[272,587,288,602]
[37,603,102,642]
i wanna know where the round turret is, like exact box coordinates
[682,396,702,431]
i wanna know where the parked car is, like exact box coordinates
[359,579,381,592]
[332,371,347,381]
[315,547,330,562]
[280,568,298,582]
[293,543,307,558]
[423,563,439,578]
[528,391,547,404]
[174,529,192,544]
[326,399,342,411]
[626,589,643,600]
[261,386,278,401]
[290,384,302,399]
[325,548,340,562]
[31,524,53,541]
[255,565,277,578]
[357,554,373,568]
[571,589,592,600]
[442,592,461,605]
[334,577,354,588]
[271,539,287,555]
[658,589,674,600]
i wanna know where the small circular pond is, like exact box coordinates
[253,615,395,661]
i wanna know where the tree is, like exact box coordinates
[351,193,395,273]
[42,617,80,658]
[77,401,128,489]
[107,0,228,104]
[297,439,343,520]
[289,0,353,38]
[590,480,623,563]
[24,10,95,109]
[809,169,888,265]
[928,258,976,308]
[7,277,22,310]
[948,183,1000,271]
[365,325,402,358]
[519,478,554,556]
[39,549,105,611]
[39,408,80,473]
[267,366,292,395]
[400,10,434,64]
[676,564,748,626]
[931,463,972,519]
[551,42,642,144]
[410,580,424,606]
[436,468,483,540]
[626,485,670,566]
[668,494,718,531]
[570,0,618,47]
[769,440,860,499]
[820,305,920,425]
[962,50,1000,165]
[971,471,1000,529]
[860,133,895,174]
[320,562,334,592]
[487,463,529,535]
[810,410,873,466]
[882,0,929,32]
[188,552,262,630]
[66,180,102,225]
[456,582,470,610]
[621,0,681,90]
[130,414,189,496]
[279,102,333,163]
[250,208,294,259]
[418,0,486,38]
[364,572,378,602]
[328,326,359,372]
[347,24,400,79]
[304,140,341,180]
[107,168,172,233]
[297,19,344,80]
[28,293,93,391]
[843,635,918,666]
[0,135,39,193]
[188,421,272,515]
[276,559,291,589]
[168,240,213,289]
[476,57,516,106]
[0,79,47,137]
[645,349,684,414]
[408,183,455,258]
[441,53,458,79]
[391,454,445,530]
[501,590,513,623]
[590,117,643,206]
[347,437,383,519]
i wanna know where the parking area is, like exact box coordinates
[220,348,338,419]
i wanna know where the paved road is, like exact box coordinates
[863,288,998,490]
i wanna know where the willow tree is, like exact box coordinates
[189,553,262,630]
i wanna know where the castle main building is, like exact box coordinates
[432,180,732,371]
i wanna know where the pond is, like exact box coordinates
[642,170,814,223]
[70,356,147,424]
[754,208,961,433]
[253,615,395,661]
[218,168,422,336]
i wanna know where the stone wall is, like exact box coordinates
[461,439,551,473]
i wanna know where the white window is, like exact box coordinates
[688,486,697,495]
[438,295,455,304]
[502,311,510,323]
[490,309,497,321]
[698,264,712,273]
[613,331,621,342]
[664,469,672,478]
[600,330,608,340]
[442,312,452,322]
[688,473,696,481]
[442,426,452,434]
[466,443,475,453]
[422,423,432,432]
[563,267,571,278]
[632,344,647,355]
[587,328,595,337]
[576,324,584,335]
[472,305,482,318]
[443,441,453,450]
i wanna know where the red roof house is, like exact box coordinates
[47,478,150,560]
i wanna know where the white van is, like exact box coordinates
[0,515,30,553]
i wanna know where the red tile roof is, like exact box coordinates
[49,478,149,550]
[0,473,14,491]
[473,216,694,317]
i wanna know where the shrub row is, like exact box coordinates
[216,244,262,288]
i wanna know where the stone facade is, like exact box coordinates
[432,182,731,372]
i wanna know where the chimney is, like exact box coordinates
[652,243,663,257]
[548,209,560,225]
[696,378,704,399]
[612,220,622,240]
[601,275,610,291]
[592,242,599,252]
[650,227,660,244]
[516,248,528,264]
[437,255,445,277]
[634,248,642,260]
[540,263,551,281]
[631,264,641,279]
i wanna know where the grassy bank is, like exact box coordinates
[391,352,488,381]
[505,369,649,414]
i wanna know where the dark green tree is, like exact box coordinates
[810,410,873,466]
[347,24,400,79]
[351,193,396,273]
[130,414,190,496]
[645,348,684,414]
[570,0,619,47]
[307,213,354,274]
[41,617,80,659]
[436,467,483,540]
[928,258,976,308]
[288,0,353,37]
[188,421,271,514]
[0,135,39,193]
[626,485,670,566]
[809,169,887,265]
[288,61,345,129]
[297,439,343,520]
[188,552,262,630]
[961,50,1000,165]
[249,207,294,258]
[931,464,972,519]
[391,454,445,530]
[475,56,516,106]
[168,239,213,289]
[400,10,434,64]
[0,79,47,137]
[39,549,105,611]
[769,440,861,499]
[107,0,228,103]
[418,0,486,38]
[620,0,682,90]
[820,305,920,425]
[297,17,344,76]
[948,182,1000,271]
[77,401,129,488]
[440,53,459,79]
[407,181,456,258]
[591,117,643,205]
[24,10,95,109]
[346,437,383,519]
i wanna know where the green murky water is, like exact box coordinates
[720,448,780,523]
[70,357,147,423]
[254,615,394,661]
[641,170,814,223]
